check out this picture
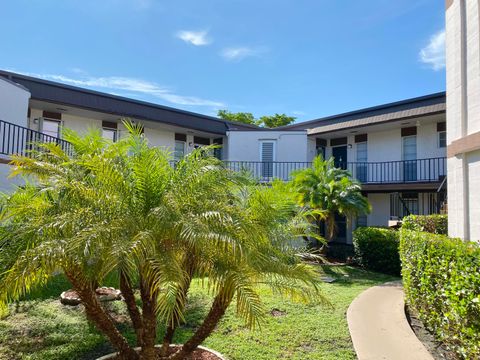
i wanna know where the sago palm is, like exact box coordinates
[0,122,326,360]
[291,156,370,247]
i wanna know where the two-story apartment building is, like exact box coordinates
[230,93,447,242]
[0,70,447,244]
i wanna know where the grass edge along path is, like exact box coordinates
[0,266,396,360]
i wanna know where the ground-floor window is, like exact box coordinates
[390,192,440,219]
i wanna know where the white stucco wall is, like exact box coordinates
[143,127,175,151]
[28,108,217,156]
[446,0,480,241]
[367,193,390,227]
[0,78,30,127]
[226,130,308,162]
[417,122,445,159]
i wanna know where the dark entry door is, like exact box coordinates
[334,213,347,243]
[332,146,347,169]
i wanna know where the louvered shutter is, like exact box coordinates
[261,141,274,178]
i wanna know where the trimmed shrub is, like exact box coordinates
[352,227,400,275]
[400,229,480,358]
[402,214,447,234]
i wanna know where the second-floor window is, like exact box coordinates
[438,131,446,148]
[356,142,368,182]
[437,122,446,148]
[102,128,117,142]
[213,137,223,160]
[193,136,210,148]
[174,141,185,160]
[174,133,187,161]
[102,121,118,142]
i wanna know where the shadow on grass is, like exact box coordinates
[4,266,395,360]
[319,265,398,287]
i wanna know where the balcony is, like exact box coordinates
[0,119,73,159]
[0,119,446,188]
[223,158,447,186]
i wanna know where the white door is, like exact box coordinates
[402,136,417,181]
[41,119,61,138]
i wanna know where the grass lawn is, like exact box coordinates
[0,266,396,360]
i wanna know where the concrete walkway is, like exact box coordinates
[347,281,433,360]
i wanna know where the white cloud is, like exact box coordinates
[419,30,445,71]
[176,30,211,46]
[291,110,306,117]
[22,71,225,107]
[220,46,266,61]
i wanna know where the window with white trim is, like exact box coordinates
[101,121,118,142]
[438,131,446,148]
[102,128,117,142]
[174,140,185,161]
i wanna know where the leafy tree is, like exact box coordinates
[291,156,371,250]
[217,110,295,128]
[216,110,260,126]
[0,123,325,360]
[259,113,296,128]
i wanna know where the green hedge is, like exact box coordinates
[352,227,400,275]
[402,214,447,234]
[400,229,480,358]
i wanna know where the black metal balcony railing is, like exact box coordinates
[0,119,446,185]
[223,158,447,184]
[0,119,73,158]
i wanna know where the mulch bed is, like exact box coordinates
[109,346,222,360]
[405,306,456,360]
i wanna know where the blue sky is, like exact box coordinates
[0,0,445,122]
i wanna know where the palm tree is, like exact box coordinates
[0,122,325,360]
[291,156,371,249]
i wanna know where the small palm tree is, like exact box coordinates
[0,123,325,360]
[291,156,371,249]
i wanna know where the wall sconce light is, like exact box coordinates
[33,118,39,124]
[348,144,353,149]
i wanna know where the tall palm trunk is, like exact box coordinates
[66,272,139,360]
[168,290,233,360]
[320,213,337,255]
[120,272,144,347]
[139,276,158,360]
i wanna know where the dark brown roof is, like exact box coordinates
[0,70,260,135]
[279,92,446,134]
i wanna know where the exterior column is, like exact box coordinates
[446,0,480,241]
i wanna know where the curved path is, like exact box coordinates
[347,281,433,360]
